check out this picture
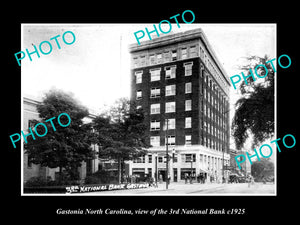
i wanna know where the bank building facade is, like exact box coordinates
[129,28,231,183]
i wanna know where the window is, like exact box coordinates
[184,62,193,76]
[167,135,175,146]
[185,135,192,146]
[150,87,160,98]
[165,118,175,129]
[200,47,204,59]
[150,136,160,147]
[150,120,160,131]
[185,117,192,128]
[133,57,139,68]
[165,102,176,113]
[158,156,163,163]
[27,154,32,168]
[140,56,146,66]
[185,82,192,94]
[150,68,161,81]
[164,51,171,62]
[190,46,197,57]
[133,156,145,163]
[207,92,210,103]
[173,154,178,163]
[136,90,142,100]
[166,85,176,96]
[181,48,187,59]
[157,53,162,64]
[135,71,142,84]
[165,66,176,79]
[185,154,196,162]
[149,54,156,65]
[150,103,160,114]
[148,155,152,163]
[185,99,192,111]
[172,50,177,61]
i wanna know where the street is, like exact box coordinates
[81,181,275,195]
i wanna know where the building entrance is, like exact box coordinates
[158,169,166,182]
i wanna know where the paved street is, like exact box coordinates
[81,181,275,195]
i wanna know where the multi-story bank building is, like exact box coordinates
[129,28,231,183]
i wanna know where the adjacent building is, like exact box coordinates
[129,28,231,182]
[23,95,99,183]
[229,148,251,176]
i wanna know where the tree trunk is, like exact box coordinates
[58,166,62,185]
[117,158,121,184]
[121,159,125,183]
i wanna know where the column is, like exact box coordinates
[177,153,182,181]
[170,155,174,182]
[195,153,200,176]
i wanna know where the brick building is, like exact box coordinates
[128,28,231,182]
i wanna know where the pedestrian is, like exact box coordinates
[159,174,163,184]
[247,175,251,188]
[250,175,255,185]
[184,173,188,184]
[149,176,154,187]
[153,176,158,188]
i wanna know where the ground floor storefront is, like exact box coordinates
[128,145,230,183]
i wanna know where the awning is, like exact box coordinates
[132,168,145,172]
[199,169,209,173]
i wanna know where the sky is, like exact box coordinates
[21,23,276,150]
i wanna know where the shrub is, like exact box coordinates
[85,170,118,184]
[25,176,52,187]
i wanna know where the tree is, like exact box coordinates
[93,98,149,184]
[251,158,274,181]
[232,55,275,149]
[24,89,95,184]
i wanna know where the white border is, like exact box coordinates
[21,23,277,196]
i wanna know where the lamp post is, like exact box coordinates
[190,159,193,184]
[165,119,169,190]
[222,106,231,184]
[154,153,158,187]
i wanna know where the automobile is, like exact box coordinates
[229,174,247,183]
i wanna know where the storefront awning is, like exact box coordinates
[199,169,209,173]
[132,168,145,172]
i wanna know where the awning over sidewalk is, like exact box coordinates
[199,169,209,173]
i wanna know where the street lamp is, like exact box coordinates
[154,153,158,187]
[222,106,231,183]
[190,159,193,184]
[165,119,169,190]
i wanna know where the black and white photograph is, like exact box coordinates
[4,5,298,221]
[20,23,276,195]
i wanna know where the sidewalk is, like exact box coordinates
[81,181,274,195]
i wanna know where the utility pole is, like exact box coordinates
[155,153,158,187]
[165,119,169,190]
[222,106,231,183]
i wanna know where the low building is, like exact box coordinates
[229,149,251,176]
[23,95,99,183]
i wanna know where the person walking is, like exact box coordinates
[184,173,188,184]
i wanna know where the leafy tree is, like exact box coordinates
[24,89,95,184]
[232,55,274,149]
[251,158,274,181]
[93,98,149,184]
